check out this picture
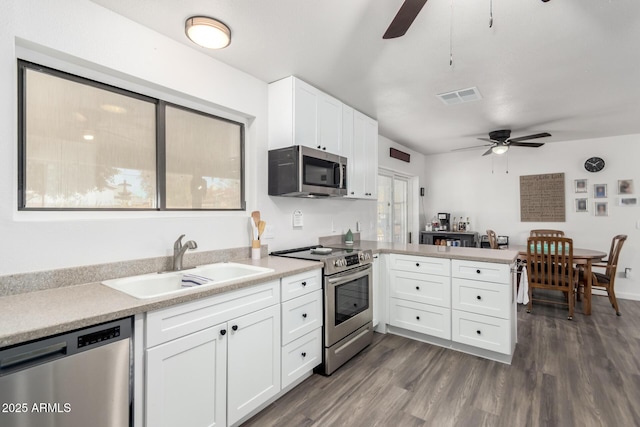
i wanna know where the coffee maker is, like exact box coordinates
[438,213,451,231]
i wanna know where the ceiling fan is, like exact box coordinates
[383,0,428,39]
[455,129,552,156]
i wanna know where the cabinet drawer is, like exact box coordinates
[389,298,451,340]
[389,270,451,308]
[281,269,322,302]
[452,310,511,354]
[281,328,322,389]
[452,278,511,319]
[451,259,511,284]
[281,290,323,345]
[146,280,280,347]
[390,254,450,276]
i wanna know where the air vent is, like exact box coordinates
[437,87,482,105]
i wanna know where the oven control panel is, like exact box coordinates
[330,250,372,271]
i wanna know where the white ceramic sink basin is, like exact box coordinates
[102,262,274,299]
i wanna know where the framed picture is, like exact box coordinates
[618,179,634,194]
[595,201,608,216]
[618,197,638,206]
[574,179,588,193]
[575,198,588,212]
[594,184,607,198]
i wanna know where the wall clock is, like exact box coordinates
[584,156,605,172]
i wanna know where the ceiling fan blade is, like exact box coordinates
[508,142,545,148]
[476,137,497,143]
[507,132,551,143]
[451,143,492,152]
[383,0,428,39]
[482,147,494,156]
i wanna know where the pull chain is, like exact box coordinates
[449,0,454,66]
[489,0,493,28]
[505,150,509,174]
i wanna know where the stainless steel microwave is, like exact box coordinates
[268,145,347,197]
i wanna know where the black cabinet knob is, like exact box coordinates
[353,303,358,307]
[476,269,481,274]
[317,145,321,149]
[220,329,227,336]
[301,281,307,286]
[477,295,482,300]
[416,263,420,267]
[232,325,238,331]
[416,286,420,290]
[416,316,420,321]
[302,313,307,318]
[301,352,307,357]
[476,330,482,335]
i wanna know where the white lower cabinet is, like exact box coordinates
[281,328,322,389]
[144,280,280,427]
[450,259,516,361]
[227,305,280,425]
[280,273,323,389]
[146,323,227,427]
[385,254,516,364]
[388,254,451,340]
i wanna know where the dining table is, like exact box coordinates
[509,244,607,315]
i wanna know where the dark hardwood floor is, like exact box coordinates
[243,295,640,427]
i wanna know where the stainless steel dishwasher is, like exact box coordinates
[0,317,132,427]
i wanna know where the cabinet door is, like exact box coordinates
[363,116,379,198]
[146,324,227,427]
[317,94,342,154]
[350,110,367,197]
[227,305,281,425]
[293,79,319,149]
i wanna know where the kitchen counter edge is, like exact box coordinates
[0,257,323,348]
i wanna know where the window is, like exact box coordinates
[18,60,245,211]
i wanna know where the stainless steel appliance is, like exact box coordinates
[271,246,373,375]
[0,317,132,427]
[438,212,451,231]
[268,145,347,197]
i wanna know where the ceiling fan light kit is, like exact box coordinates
[491,144,509,155]
[185,16,231,49]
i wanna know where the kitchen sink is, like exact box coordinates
[101,263,274,299]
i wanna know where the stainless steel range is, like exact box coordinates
[271,245,373,375]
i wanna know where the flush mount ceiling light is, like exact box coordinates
[185,16,231,49]
[491,144,509,155]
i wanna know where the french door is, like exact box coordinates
[377,172,409,243]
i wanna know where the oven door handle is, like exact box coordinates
[327,265,371,285]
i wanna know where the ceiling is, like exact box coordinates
[90,0,640,155]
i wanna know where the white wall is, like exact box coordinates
[1,0,269,274]
[424,135,640,300]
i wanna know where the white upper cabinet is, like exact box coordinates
[269,76,342,155]
[344,109,378,199]
[268,76,379,199]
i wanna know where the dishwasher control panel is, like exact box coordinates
[77,326,121,348]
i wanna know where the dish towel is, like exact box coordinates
[517,265,529,305]
[181,273,213,288]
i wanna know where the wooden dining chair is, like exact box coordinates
[530,229,565,237]
[486,229,498,249]
[526,236,578,320]
[579,234,627,316]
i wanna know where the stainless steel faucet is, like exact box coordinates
[172,234,198,271]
